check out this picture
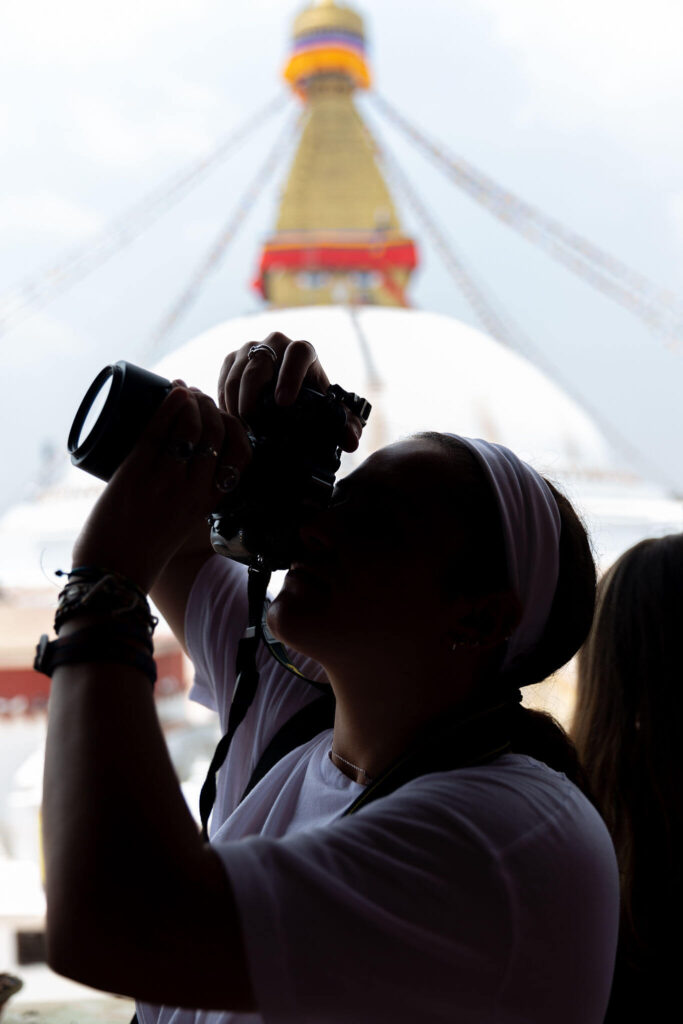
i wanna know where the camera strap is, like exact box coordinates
[259,603,332,691]
[236,691,518,820]
[239,690,336,802]
[198,563,271,842]
[197,567,338,840]
[197,570,520,831]
[340,697,519,817]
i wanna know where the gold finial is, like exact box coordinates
[293,1,365,39]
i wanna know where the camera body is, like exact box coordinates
[68,361,368,570]
[209,386,346,568]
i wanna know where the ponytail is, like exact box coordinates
[509,706,590,794]
[506,481,596,794]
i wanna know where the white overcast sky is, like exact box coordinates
[1,0,683,514]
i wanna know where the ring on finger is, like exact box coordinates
[166,439,195,462]
[247,343,278,364]
[215,465,241,493]
[195,444,220,458]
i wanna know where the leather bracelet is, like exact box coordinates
[50,621,154,649]
[34,626,157,685]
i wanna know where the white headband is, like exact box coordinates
[449,436,562,675]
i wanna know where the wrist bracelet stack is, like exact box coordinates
[54,566,158,635]
[34,567,159,685]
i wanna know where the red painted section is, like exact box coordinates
[255,239,418,297]
[378,268,408,306]
[0,648,187,715]
[259,240,417,271]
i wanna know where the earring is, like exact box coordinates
[451,638,481,650]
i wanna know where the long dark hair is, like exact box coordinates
[420,432,596,790]
[574,534,683,981]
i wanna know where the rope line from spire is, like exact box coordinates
[145,108,305,362]
[370,92,683,348]
[362,114,680,492]
[0,94,288,341]
[361,116,518,348]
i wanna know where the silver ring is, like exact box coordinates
[215,465,241,493]
[166,439,195,462]
[247,343,278,364]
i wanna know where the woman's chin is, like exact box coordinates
[266,586,330,655]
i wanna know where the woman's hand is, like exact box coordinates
[217,332,364,452]
[72,384,252,593]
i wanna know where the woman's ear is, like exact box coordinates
[450,590,522,650]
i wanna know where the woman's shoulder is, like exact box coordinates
[387,750,583,801]
[370,753,614,865]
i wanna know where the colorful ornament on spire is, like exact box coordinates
[282,22,370,93]
[283,1,371,94]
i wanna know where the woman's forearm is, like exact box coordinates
[44,658,200,961]
[42,655,252,1008]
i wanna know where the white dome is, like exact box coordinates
[155,306,612,479]
[1,305,682,592]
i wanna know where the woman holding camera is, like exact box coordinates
[41,333,618,1023]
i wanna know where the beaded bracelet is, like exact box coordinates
[54,567,158,636]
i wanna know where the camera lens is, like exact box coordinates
[72,367,115,451]
[68,361,173,481]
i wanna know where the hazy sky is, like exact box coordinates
[2,0,683,514]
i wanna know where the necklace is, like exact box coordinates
[329,748,374,783]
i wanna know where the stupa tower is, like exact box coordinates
[255,0,418,307]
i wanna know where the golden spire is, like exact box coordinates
[255,0,418,308]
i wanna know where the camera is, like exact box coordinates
[68,360,370,570]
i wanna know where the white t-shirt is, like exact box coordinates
[138,556,619,1024]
